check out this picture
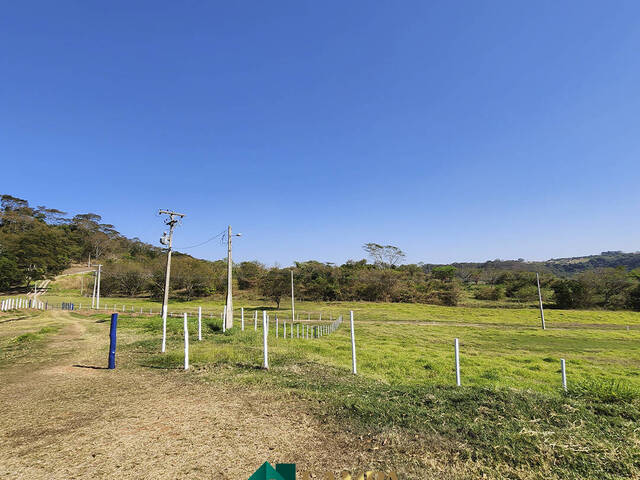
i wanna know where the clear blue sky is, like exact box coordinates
[2,1,639,266]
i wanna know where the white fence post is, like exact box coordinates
[276,316,279,338]
[198,306,202,341]
[254,310,257,331]
[455,338,461,387]
[241,307,244,331]
[184,313,189,370]
[262,310,269,370]
[350,311,357,375]
[561,358,567,391]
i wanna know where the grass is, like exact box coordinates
[95,309,639,478]
[12,288,640,328]
[3,285,640,478]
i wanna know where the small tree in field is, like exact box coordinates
[431,265,456,282]
[259,268,290,309]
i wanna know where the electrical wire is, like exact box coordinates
[174,230,226,250]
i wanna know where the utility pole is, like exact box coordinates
[96,264,102,309]
[225,225,242,329]
[159,210,185,353]
[91,270,97,308]
[291,269,295,323]
[537,272,546,330]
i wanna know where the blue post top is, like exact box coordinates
[110,313,118,335]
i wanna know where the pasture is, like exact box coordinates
[1,294,639,479]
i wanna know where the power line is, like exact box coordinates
[174,230,226,250]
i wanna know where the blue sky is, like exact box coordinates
[1,1,639,266]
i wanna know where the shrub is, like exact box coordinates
[552,279,595,309]
[513,284,539,302]
[474,286,503,301]
[625,284,640,311]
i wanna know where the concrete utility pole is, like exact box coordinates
[159,210,185,353]
[537,272,546,330]
[290,269,295,323]
[91,270,97,308]
[225,225,241,329]
[96,264,102,309]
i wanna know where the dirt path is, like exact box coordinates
[0,312,396,479]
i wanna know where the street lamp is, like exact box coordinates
[225,226,242,329]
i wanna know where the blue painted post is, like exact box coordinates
[108,313,118,369]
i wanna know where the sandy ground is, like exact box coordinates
[0,312,410,479]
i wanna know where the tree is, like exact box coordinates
[626,284,640,311]
[431,265,456,282]
[237,261,265,290]
[11,224,72,285]
[363,243,406,268]
[552,279,595,309]
[259,268,290,308]
[0,255,23,290]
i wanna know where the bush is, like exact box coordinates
[512,285,539,303]
[626,284,640,311]
[552,279,595,309]
[474,286,503,301]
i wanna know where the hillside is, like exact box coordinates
[2,193,640,311]
[420,251,640,276]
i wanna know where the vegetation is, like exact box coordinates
[102,306,640,478]
[3,193,640,312]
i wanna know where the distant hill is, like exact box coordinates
[543,251,640,275]
[423,251,640,276]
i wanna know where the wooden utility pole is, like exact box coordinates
[159,210,185,352]
[537,272,546,330]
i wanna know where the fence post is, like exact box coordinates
[241,307,244,331]
[276,316,279,338]
[254,310,257,331]
[454,338,461,387]
[537,273,546,330]
[350,311,357,375]
[561,358,567,391]
[262,311,269,370]
[108,313,118,369]
[198,306,202,341]
[184,313,189,370]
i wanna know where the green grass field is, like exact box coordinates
[79,307,640,478]
[3,282,640,478]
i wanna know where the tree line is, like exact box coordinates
[1,194,639,311]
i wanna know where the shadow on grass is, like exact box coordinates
[73,364,109,370]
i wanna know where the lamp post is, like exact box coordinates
[225,225,242,329]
